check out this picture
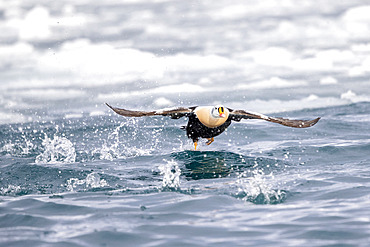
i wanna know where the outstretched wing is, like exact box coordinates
[229,109,320,128]
[105,103,194,119]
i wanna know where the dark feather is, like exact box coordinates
[229,109,320,128]
[105,103,194,119]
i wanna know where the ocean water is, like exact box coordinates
[1,0,370,246]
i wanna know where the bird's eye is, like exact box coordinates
[218,107,224,114]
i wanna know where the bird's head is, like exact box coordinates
[211,105,227,119]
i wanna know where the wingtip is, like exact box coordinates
[105,103,113,109]
[311,117,321,126]
[105,103,118,114]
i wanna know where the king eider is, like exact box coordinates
[106,103,320,150]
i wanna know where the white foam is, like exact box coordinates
[152,83,207,94]
[64,113,83,119]
[320,76,338,85]
[211,5,250,20]
[13,89,86,101]
[89,111,105,117]
[67,173,108,192]
[36,39,164,85]
[351,43,370,52]
[159,160,181,190]
[247,47,294,67]
[3,4,89,42]
[341,5,370,39]
[292,52,334,71]
[0,185,21,196]
[0,111,30,124]
[235,77,307,90]
[0,42,34,72]
[33,39,237,87]
[235,168,286,204]
[98,83,208,101]
[163,53,236,72]
[91,121,153,161]
[239,46,359,74]
[209,1,304,20]
[35,134,76,164]
[341,90,370,103]
[0,136,35,156]
[349,56,370,77]
[154,97,174,107]
[228,94,345,114]
[19,6,51,40]
[342,5,370,22]
[91,124,123,161]
[229,90,370,115]
[240,140,288,153]
[311,138,370,148]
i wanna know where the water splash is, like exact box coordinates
[0,142,16,154]
[66,172,109,192]
[93,142,119,161]
[35,133,76,163]
[92,120,155,161]
[235,168,287,204]
[92,123,123,161]
[159,159,181,190]
[0,185,22,196]
[0,136,36,157]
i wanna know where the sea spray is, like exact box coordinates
[67,172,108,192]
[92,119,154,160]
[235,168,287,204]
[0,136,36,157]
[35,133,76,163]
[159,159,181,190]
[92,123,123,161]
[0,185,22,196]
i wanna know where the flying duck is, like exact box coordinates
[106,103,320,150]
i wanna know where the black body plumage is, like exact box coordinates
[186,114,232,142]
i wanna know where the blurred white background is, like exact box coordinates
[1,0,370,124]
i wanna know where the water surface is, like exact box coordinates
[1,1,370,246]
